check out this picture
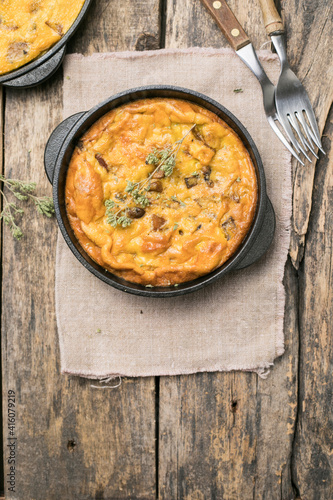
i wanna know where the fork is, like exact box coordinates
[200,0,304,163]
[259,0,325,160]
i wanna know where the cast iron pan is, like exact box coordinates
[0,0,92,89]
[44,86,276,297]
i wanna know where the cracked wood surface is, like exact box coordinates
[1,0,332,499]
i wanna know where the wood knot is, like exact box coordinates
[231,399,238,412]
[135,32,159,51]
[67,439,76,451]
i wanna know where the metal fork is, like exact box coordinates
[200,0,304,163]
[259,0,325,161]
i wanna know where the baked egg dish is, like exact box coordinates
[65,98,258,287]
[0,0,85,75]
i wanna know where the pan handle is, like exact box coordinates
[235,197,276,270]
[44,112,85,184]
[3,46,66,89]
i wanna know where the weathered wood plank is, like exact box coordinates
[159,261,299,499]
[292,108,333,499]
[164,0,268,50]
[67,0,161,54]
[0,86,4,497]
[1,1,161,498]
[159,1,299,498]
[284,0,333,268]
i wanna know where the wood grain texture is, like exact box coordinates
[292,109,333,500]
[285,0,333,268]
[164,0,269,50]
[1,1,161,498]
[67,0,161,54]
[1,1,332,499]
[0,87,3,497]
[158,261,299,499]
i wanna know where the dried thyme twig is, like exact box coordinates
[0,175,55,240]
[105,124,196,228]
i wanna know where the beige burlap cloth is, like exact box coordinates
[56,48,291,379]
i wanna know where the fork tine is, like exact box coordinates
[278,112,311,159]
[302,111,325,154]
[288,114,317,160]
[296,112,323,155]
[267,116,304,165]
[303,108,324,152]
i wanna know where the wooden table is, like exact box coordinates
[1,1,332,498]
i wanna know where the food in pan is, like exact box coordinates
[0,0,85,75]
[65,98,258,287]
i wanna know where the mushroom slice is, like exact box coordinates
[152,214,166,230]
[126,207,146,219]
[221,216,237,241]
[7,42,29,62]
[45,21,63,36]
[149,180,163,192]
[185,175,198,189]
[95,153,109,171]
[152,169,165,179]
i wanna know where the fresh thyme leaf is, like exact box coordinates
[145,150,160,165]
[233,88,243,93]
[236,177,241,182]
[105,199,116,208]
[125,180,137,193]
[161,154,176,177]
[34,197,55,217]
[132,189,150,208]
[117,215,132,227]
[105,199,132,228]
[173,223,178,230]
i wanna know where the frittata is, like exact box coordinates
[0,0,85,75]
[65,98,258,287]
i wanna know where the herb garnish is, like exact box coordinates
[0,175,54,240]
[171,196,186,207]
[126,124,196,198]
[105,200,132,228]
[104,125,195,228]
[233,88,243,93]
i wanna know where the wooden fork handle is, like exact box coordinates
[200,0,250,51]
[258,0,284,36]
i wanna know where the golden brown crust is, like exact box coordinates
[65,98,258,287]
[0,0,85,75]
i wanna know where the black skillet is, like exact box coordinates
[0,0,92,89]
[44,85,276,297]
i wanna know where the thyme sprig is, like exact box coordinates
[0,175,55,240]
[105,125,196,228]
[125,124,196,203]
[105,200,132,228]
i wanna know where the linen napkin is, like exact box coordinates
[56,47,291,378]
